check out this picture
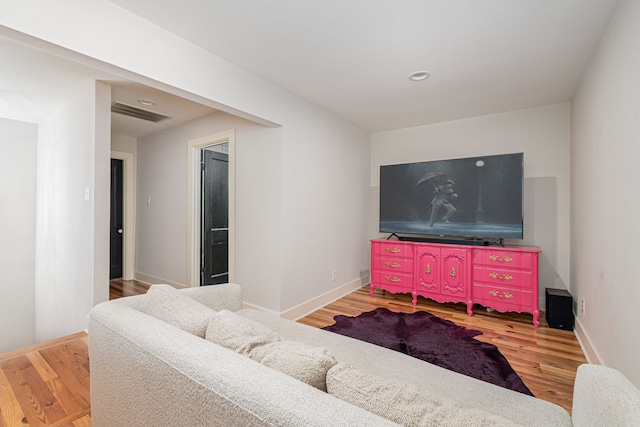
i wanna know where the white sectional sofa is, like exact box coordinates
[88,283,640,426]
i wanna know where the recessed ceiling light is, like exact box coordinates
[137,99,156,106]
[409,71,431,82]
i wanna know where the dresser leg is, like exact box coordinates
[533,309,540,328]
[466,301,473,317]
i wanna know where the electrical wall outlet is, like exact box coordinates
[332,270,337,281]
[581,298,585,315]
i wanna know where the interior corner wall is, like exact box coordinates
[570,0,640,387]
[135,111,284,312]
[34,80,103,343]
[370,102,572,310]
[279,104,371,315]
[0,117,37,353]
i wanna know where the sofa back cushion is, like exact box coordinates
[205,310,337,391]
[250,341,337,392]
[326,363,522,427]
[205,309,280,355]
[136,284,216,338]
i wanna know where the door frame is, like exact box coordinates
[187,129,236,287]
[110,150,135,280]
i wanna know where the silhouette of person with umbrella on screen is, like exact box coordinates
[428,179,458,227]
[416,172,458,227]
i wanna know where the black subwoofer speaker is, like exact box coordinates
[545,288,574,331]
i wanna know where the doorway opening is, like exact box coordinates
[187,130,236,287]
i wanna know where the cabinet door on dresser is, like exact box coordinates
[415,245,472,313]
[416,245,441,294]
[370,241,414,296]
[440,248,470,298]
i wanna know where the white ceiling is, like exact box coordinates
[0,37,216,138]
[108,0,620,132]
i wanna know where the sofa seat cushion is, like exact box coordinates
[250,341,337,392]
[205,309,280,356]
[326,363,522,427]
[136,284,216,337]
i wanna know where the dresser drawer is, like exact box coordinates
[472,250,533,270]
[473,283,534,312]
[372,241,413,258]
[472,266,533,290]
[372,271,414,291]
[372,255,414,274]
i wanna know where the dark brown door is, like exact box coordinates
[201,148,229,285]
[110,159,124,279]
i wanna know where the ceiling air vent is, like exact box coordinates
[111,102,171,123]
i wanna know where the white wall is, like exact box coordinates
[371,103,572,309]
[34,81,111,342]
[0,118,37,353]
[280,103,371,317]
[571,0,640,386]
[136,111,284,311]
[135,106,370,316]
[111,133,137,155]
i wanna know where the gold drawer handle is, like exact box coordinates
[384,262,402,268]
[489,272,514,281]
[425,263,431,274]
[385,247,402,253]
[384,276,401,283]
[488,255,514,263]
[449,267,457,278]
[489,290,514,299]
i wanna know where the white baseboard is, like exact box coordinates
[134,271,187,289]
[241,277,368,321]
[282,277,369,321]
[241,301,280,316]
[574,317,603,365]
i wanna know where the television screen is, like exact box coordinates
[379,153,523,241]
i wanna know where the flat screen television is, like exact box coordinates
[379,153,524,244]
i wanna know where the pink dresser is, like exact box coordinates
[370,239,541,327]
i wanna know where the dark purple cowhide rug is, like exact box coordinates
[322,307,532,396]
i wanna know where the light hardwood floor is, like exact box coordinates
[0,280,585,426]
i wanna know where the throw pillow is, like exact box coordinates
[205,310,280,356]
[249,341,337,392]
[136,284,216,338]
[326,363,522,427]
